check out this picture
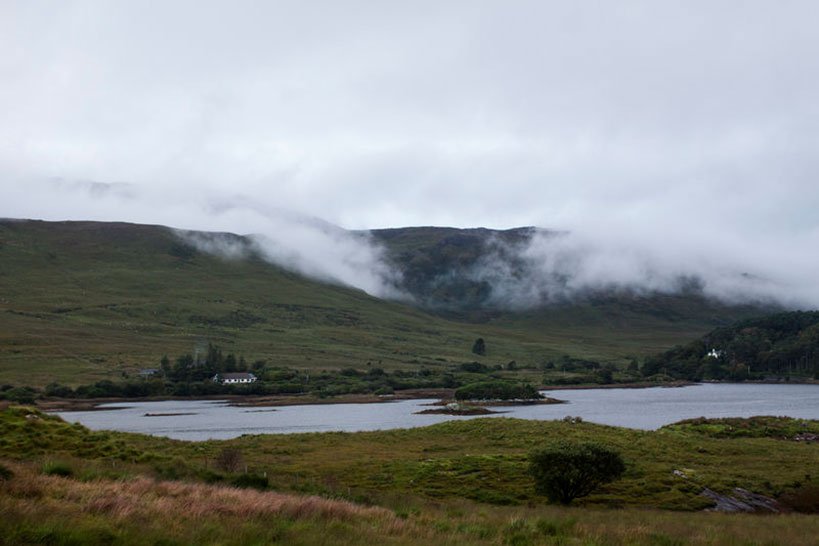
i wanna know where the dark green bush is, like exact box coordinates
[44,383,75,398]
[0,463,13,481]
[459,361,491,373]
[2,387,37,404]
[42,461,73,477]
[471,338,486,356]
[232,472,269,490]
[529,441,625,504]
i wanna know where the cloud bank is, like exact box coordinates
[3,178,405,299]
[471,229,813,309]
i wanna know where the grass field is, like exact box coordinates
[1,406,817,545]
[0,219,766,387]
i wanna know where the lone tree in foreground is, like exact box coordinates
[528,441,625,504]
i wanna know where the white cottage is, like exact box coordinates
[212,372,257,384]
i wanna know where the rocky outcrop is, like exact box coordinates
[701,487,783,513]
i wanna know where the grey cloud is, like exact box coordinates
[1,2,818,308]
[48,179,137,200]
[470,229,816,310]
[177,230,254,261]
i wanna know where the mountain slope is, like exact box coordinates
[0,219,768,386]
[370,225,540,311]
[371,226,770,345]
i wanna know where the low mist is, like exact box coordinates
[176,218,406,300]
[2,178,818,311]
[470,228,816,310]
[3,178,406,300]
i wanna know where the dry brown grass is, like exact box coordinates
[3,463,399,524]
[1,461,433,545]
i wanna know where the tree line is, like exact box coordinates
[161,343,261,383]
[641,311,819,381]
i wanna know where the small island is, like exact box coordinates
[417,380,565,415]
[415,402,501,415]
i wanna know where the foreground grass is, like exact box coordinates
[2,460,819,546]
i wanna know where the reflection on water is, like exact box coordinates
[55,383,819,441]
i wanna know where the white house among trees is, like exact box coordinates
[212,372,257,384]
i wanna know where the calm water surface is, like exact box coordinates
[56,383,819,441]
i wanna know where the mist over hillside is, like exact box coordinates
[173,220,780,314]
[182,219,794,314]
[5,178,818,313]
[368,225,802,313]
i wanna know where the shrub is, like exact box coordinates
[0,463,13,481]
[154,459,192,481]
[528,441,625,504]
[459,361,491,374]
[471,338,486,356]
[198,469,225,484]
[2,387,37,404]
[232,472,269,490]
[42,461,73,477]
[215,447,244,473]
[780,483,819,513]
[44,383,75,398]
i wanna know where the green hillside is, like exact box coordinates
[0,219,767,387]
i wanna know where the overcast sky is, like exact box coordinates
[2,1,818,305]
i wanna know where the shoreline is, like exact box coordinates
[423,397,565,407]
[539,380,696,391]
[36,388,458,412]
[35,380,817,412]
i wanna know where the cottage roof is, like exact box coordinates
[219,372,256,380]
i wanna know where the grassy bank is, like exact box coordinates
[1,406,818,544]
[2,460,818,546]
